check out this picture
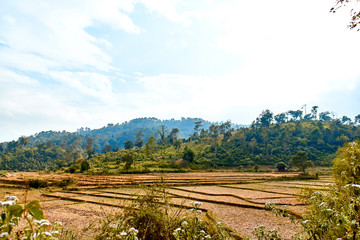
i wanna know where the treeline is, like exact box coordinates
[1,107,359,172]
[25,117,217,153]
[212,107,360,166]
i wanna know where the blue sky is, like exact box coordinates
[1,0,360,142]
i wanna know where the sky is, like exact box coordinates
[1,0,360,142]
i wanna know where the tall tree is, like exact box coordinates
[209,124,219,156]
[258,109,273,127]
[193,121,203,137]
[135,130,144,148]
[85,137,96,159]
[290,151,314,173]
[311,106,319,120]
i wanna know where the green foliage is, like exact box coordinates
[80,160,90,172]
[94,186,231,240]
[183,147,195,163]
[263,141,360,239]
[290,151,314,173]
[252,225,283,240]
[275,162,287,172]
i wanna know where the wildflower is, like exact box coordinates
[181,221,188,227]
[109,223,116,228]
[52,230,59,235]
[200,230,206,234]
[1,200,16,207]
[197,210,202,213]
[216,221,222,225]
[319,202,326,207]
[5,196,19,202]
[120,231,127,236]
[129,227,139,234]
[174,228,182,232]
[352,184,360,189]
[205,235,212,239]
[302,220,310,224]
[44,231,52,237]
[0,232,9,238]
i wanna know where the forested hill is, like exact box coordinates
[12,117,227,153]
[1,108,360,171]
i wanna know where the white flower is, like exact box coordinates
[120,231,127,236]
[129,227,139,234]
[302,220,310,224]
[5,196,19,202]
[1,200,16,207]
[109,223,116,228]
[200,230,206,234]
[197,210,202,213]
[319,202,326,207]
[174,228,182,232]
[44,231,52,236]
[181,221,188,227]
[205,235,212,239]
[52,230,59,235]
[0,232,9,238]
[352,184,360,189]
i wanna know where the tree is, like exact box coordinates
[275,162,288,172]
[319,111,333,122]
[183,147,195,163]
[145,136,155,159]
[169,128,179,143]
[209,124,219,156]
[274,113,286,124]
[342,115,352,124]
[311,106,319,120]
[85,137,96,159]
[193,121,203,137]
[287,110,303,121]
[135,131,144,148]
[158,125,167,144]
[102,144,112,153]
[80,160,90,172]
[121,152,134,170]
[258,109,273,127]
[331,0,360,30]
[290,151,314,173]
[355,114,360,125]
[124,140,134,150]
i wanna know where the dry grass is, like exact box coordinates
[0,171,332,239]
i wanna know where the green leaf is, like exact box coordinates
[25,200,44,220]
[8,204,23,218]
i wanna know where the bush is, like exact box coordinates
[28,178,48,189]
[94,186,232,240]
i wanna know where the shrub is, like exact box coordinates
[94,186,232,240]
[28,178,48,189]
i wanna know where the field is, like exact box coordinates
[0,171,332,239]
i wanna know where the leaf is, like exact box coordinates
[25,200,44,220]
[8,204,23,218]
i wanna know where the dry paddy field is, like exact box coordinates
[0,172,332,239]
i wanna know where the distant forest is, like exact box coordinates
[0,107,359,171]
